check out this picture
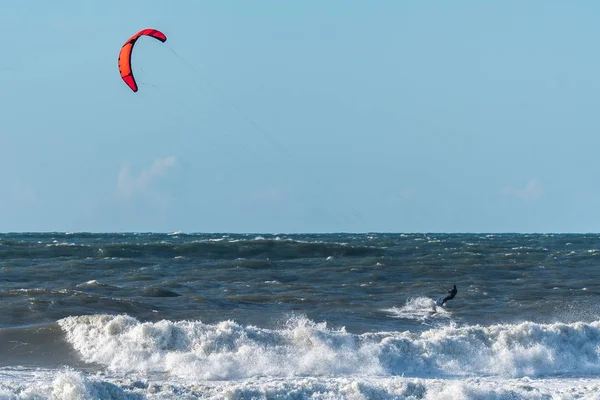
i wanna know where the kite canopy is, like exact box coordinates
[118,28,167,92]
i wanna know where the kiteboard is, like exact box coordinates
[435,297,443,307]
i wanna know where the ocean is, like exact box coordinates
[1,232,600,399]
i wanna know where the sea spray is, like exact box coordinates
[59,314,600,380]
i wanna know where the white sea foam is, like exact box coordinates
[58,314,600,382]
[384,297,451,322]
[75,280,119,289]
[58,314,383,380]
[2,367,600,399]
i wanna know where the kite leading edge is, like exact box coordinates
[118,28,167,92]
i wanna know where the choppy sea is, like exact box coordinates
[2,232,600,399]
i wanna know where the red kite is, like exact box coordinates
[118,29,167,92]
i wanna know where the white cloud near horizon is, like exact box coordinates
[503,179,544,200]
[117,156,178,199]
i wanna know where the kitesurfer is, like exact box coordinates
[441,285,457,306]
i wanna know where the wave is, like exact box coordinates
[1,367,600,400]
[383,296,451,322]
[0,238,384,261]
[4,232,600,267]
[58,314,600,381]
[76,280,121,290]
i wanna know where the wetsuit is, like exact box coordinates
[441,285,457,305]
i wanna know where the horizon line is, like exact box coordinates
[0,231,598,235]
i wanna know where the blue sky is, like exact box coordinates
[1,1,600,233]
